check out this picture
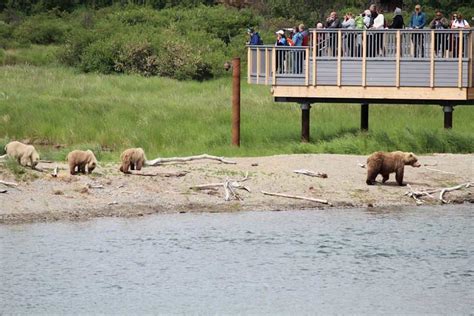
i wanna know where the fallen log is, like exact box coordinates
[439,182,472,204]
[405,182,472,204]
[293,169,328,178]
[133,171,189,177]
[190,172,250,201]
[261,191,330,205]
[146,154,236,166]
[0,180,18,187]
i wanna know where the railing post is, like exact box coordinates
[247,47,251,84]
[300,103,311,143]
[362,30,367,87]
[265,48,269,85]
[272,48,276,85]
[458,30,463,88]
[469,30,473,87]
[396,30,400,88]
[312,31,317,86]
[232,58,240,147]
[256,48,260,84]
[337,30,342,87]
[430,30,435,88]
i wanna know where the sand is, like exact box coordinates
[0,153,472,224]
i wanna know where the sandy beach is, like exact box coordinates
[0,153,472,224]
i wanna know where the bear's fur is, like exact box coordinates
[66,150,97,175]
[366,151,421,186]
[5,141,40,168]
[119,148,146,174]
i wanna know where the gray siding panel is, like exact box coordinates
[366,60,396,86]
[341,61,362,86]
[400,61,430,87]
[434,61,468,87]
[316,60,337,85]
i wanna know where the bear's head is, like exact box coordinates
[31,149,40,168]
[86,150,97,174]
[404,152,421,168]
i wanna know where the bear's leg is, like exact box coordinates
[80,163,86,174]
[130,163,135,170]
[121,162,131,174]
[70,163,76,175]
[366,171,378,185]
[136,160,143,171]
[382,173,390,183]
[395,167,405,186]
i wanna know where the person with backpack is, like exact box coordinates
[247,28,263,45]
[451,14,470,57]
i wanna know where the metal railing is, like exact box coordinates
[248,28,473,88]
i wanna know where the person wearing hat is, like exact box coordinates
[389,7,404,29]
[275,30,288,74]
[409,4,426,57]
[247,28,263,45]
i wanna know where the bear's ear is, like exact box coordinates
[408,153,413,157]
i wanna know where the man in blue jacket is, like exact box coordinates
[409,4,426,57]
[247,28,263,45]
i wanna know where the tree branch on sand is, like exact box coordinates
[293,169,328,178]
[146,154,236,166]
[190,172,250,201]
[261,191,331,205]
[405,182,472,205]
[132,171,189,177]
[0,180,19,187]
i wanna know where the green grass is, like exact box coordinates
[0,65,473,161]
[0,45,60,67]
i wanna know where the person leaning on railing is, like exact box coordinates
[451,14,470,58]
[430,11,449,57]
[325,11,342,57]
[342,12,356,57]
[389,7,404,29]
[275,30,288,74]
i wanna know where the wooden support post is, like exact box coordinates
[430,30,435,88]
[247,48,251,84]
[312,31,317,86]
[458,30,463,88]
[361,103,369,131]
[362,30,367,87]
[232,58,241,146]
[256,48,260,84]
[300,103,311,143]
[443,104,453,129]
[396,30,401,88]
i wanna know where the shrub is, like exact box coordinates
[114,42,159,76]
[79,39,119,74]
[12,14,69,45]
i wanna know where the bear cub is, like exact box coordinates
[67,150,97,175]
[366,151,421,186]
[119,148,146,174]
[5,141,40,168]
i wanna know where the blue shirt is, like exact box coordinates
[292,32,303,46]
[276,37,287,46]
[249,33,261,45]
[410,12,426,29]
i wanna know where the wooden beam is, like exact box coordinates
[458,30,463,88]
[272,47,276,85]
[305,47,310,86]
[272,86,469,101]
[312,31,317,86]
[362,31,367,87]
[469,30,473,87]
[430,30,435,88]
[396,30,401,88]
[337,30,342,87]
[256,48,260,84]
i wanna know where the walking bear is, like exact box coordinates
[67,150,97,175]
[5,141,40,168]
[366,151,421,186]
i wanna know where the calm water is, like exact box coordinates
[1,205,473,314]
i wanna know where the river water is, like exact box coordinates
[1,205,473,314]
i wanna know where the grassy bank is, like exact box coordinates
[0,65,473,161]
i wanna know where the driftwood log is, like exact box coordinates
[190,172,250,201]
[405,182,472,204]
[146,154,236,166]
[0,180,18,187]
[293,169,328,178]
[261,191,331,205]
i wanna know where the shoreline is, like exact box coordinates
[1,154,473,225]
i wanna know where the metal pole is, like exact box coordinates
[361,103,369,131]
[232,58,240,146]
[301,103,311,142]
[443,104,454,129]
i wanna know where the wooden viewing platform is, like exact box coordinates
[247,29,474,140]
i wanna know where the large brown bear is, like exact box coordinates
[119,148,146,174]
[5,141,40,168]
[366,151,421,186]
[66,150,97,175]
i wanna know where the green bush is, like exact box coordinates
[114,41,159,76]
[12,13,69,45]
[79,39,119,74]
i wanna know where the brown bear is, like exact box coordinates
[66,150,97,175]
[5,141,40,168]
[119,148,146,174]
[366,151,421,186]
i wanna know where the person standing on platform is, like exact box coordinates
[430,11,449,57]
[409,4,426,58]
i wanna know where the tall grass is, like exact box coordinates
[0,65,473,160]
